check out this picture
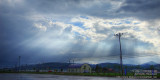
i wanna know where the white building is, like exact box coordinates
[68,63,92,73]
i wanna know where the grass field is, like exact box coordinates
[0,71,160,78]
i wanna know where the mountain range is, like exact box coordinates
[11,61,160,72]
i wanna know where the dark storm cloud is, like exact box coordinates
[0,13,38,65]
[0,0,116,18]
[25,0,112,15]
[1,0,160,20]
[118,0,160,20]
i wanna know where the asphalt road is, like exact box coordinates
[0,73,157,80]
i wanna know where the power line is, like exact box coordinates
[71,53,160,61]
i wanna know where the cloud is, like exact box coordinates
[118,0,160,20]
[34,23,47,31]
[1,0,160,65]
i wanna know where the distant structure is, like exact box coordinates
[68,63,92,73]
[19,56,21,72]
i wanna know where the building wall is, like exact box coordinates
[80,64,91,73]
[68,64,92,73]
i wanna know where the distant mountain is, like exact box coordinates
[14,61,160,72]
[98,63,120,68]
[142,61,158,65]
[20,62,71,70]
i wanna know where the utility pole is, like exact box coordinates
[69,59,71,64]
[114,33,124,76]
[19,56,21,72]
[73,59,74,64]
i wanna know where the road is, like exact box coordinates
[0,73,157,80]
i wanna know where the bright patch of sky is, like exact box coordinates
[71,22,89,30]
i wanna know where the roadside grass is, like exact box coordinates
[0,71,159,78]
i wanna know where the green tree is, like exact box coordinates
[136,65,141,69]
[150,65,154,70]
[95,65,99,73]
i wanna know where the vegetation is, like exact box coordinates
[0,71,159,78]
[0,71,124,76]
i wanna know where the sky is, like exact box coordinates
[1,0,160,67]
